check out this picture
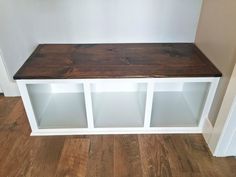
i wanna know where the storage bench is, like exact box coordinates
[14,43,222,135]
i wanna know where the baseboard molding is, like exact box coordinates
[3,82,20,97]
[202,117,213,143]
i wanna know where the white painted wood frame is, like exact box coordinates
[17,77,220,136]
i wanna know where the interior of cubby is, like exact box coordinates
[151,82,210,127]
[91,81,147,128]
[27,83,87,129]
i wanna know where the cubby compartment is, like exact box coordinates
[27,83,87,129]
[91,81,147,128]
[151,82,210,127]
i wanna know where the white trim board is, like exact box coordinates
[207,63,236,157]
[0,52,19,96]
[30,127,203,136]
[202,118,213,143]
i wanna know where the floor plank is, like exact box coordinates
[26,137,65,177]
[55,138,90,177]
[86,136,114,177]
[114,135,143,177]
[139,135,173,177]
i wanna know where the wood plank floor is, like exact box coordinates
[0,96,236,177]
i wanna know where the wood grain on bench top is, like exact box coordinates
[13,43,222,79]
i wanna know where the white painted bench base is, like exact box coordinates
[17,77,220,136]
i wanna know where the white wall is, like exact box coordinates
[0,0,38,81]
[0,0,203,81]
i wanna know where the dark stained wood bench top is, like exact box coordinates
[14,43,222,79]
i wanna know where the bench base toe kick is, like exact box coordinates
[17,78,220,136]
